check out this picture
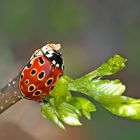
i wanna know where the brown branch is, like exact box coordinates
[0,75,22,114]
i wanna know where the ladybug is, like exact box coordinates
[19,44,64,101]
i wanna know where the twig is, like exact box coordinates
[0,75,22,114]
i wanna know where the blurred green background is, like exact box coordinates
[0,0,140,140]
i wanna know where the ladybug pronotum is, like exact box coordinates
[19,44,64,101]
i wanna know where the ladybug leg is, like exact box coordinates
[42,94,52,104]
[42,100,48,104]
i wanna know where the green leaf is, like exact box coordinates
[41,104,65,130]
[50,75,72,98]
[75,97,96,120]
[76,97,96,112]
[66,96,81,110]
[57,102,82,126]
[83,54,127,80]
[89,79,126,105]
[40,54,137,129]
[91,79,126,97]
[96,54,127,76]
[69,78,126,104]
[68,55,126,104]
[104,102,140,120]
[102,96,140,120]
[59,102,82,116]
[82,110,91,120]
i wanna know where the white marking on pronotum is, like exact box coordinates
[42,46,48,54]
[52,60,56,65]
[8,83,11,87]
[48,50,54,54]
[56,63,60,67]
[46,53,53,58]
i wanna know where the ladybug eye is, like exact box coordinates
[31,69,37,75]
[38,57,45,65]
[45,78,53,86]
[28,84,36,92]
[38,71,45,80]
[33,90,42,96]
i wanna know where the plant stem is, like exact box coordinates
[0,75,22,114]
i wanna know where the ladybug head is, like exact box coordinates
[41,44,64,70]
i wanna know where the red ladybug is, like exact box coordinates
[19,44,64,101]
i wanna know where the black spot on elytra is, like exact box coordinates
[39,57,44,65]
[46,79,53,86]
[27,63,32,68]
[31,69,36,75]
[51,85,54,90]
[25,80,29,84]
[34,91,41,96]
[29,85,34,91]
[38,71,45,79]
[20,74,23,80]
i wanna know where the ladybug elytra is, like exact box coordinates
[19,44,64,101]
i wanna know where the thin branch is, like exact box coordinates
[0,75,22,114]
